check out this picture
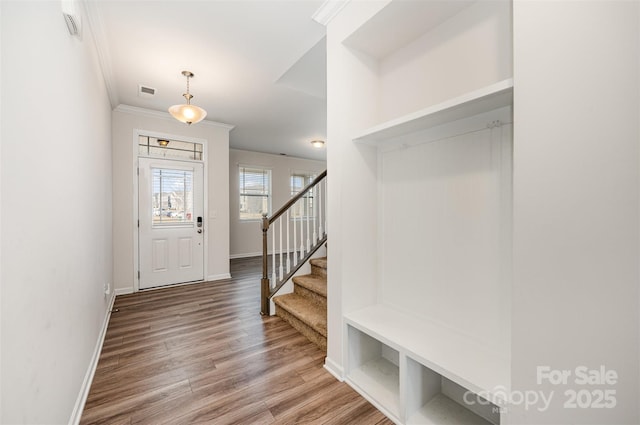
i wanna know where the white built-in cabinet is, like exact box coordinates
[337,1,514,424]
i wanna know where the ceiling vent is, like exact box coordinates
[138,84,156,98]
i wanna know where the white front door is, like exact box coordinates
[138,157,204,289]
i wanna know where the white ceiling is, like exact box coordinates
[88,0,328,161]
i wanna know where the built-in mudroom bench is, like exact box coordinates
[344,78,513,425]
[328,1,515,423]
[346,305,506,425]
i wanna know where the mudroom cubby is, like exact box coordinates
[405,358,500,425]
[346,324,401,422]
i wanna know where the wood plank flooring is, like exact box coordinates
[81,257,392,425]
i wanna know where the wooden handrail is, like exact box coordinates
[261,170,327,315]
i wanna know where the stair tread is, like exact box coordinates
[292,274,327,298]
[273,293,327,337]
[309,257,327,269]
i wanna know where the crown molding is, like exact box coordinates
[82,0,119,108]
[114,104,236,130]
[311,0,350,26]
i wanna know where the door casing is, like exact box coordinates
[132,129,208,292]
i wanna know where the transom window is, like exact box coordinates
[139,135,203,161]
[239,166,271,220]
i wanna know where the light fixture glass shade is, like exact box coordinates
[168,71,207,125]
[168,104,207,125]
[311,140,325,148]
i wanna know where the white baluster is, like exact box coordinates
[293,202,298,266]
[313,185,317,244]
[306,188,311,252]
[286,210,290,273]
[279,218,283,280]
[300,198,305,259]
[318,181,323,238]
[324,179,328,235]
[271,223,276,285]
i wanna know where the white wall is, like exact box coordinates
[325,0,386,376]
[0,2,4,419]
[379,111,512,356]
[112,108,232,292]
[229,148,325,258]
[1,1,113,423]
[511,1,639,423]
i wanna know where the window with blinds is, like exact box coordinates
[239,166,271,220]
[152,168,194,225]
[291,171,316,219]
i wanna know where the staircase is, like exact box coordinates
[260,170,327,348]
[273,257,327,351]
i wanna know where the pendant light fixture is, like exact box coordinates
[168,71,207,125]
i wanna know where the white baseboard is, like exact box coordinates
[323,357,344,382]
[114,274,231,294]
[206,273,232,281]
[229,252,262,259]
[114,287,133,296]
[69,291,116,425]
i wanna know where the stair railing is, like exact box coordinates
[261,170,327,315]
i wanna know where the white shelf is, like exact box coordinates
[407,394,493,425]
[342,0,475,60]
[348,357,401,419]
[353,79,513,144]
[345,304,510,406]
[346,326,401,421]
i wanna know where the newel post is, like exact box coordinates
[260,213,270,315]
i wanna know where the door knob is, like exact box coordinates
[197,229,203,233]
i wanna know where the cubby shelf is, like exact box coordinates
[407,394,493,425]
[348,357,401,421]
[353,79,513,144]
[345,304,510,407]
[346,324,402,422]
